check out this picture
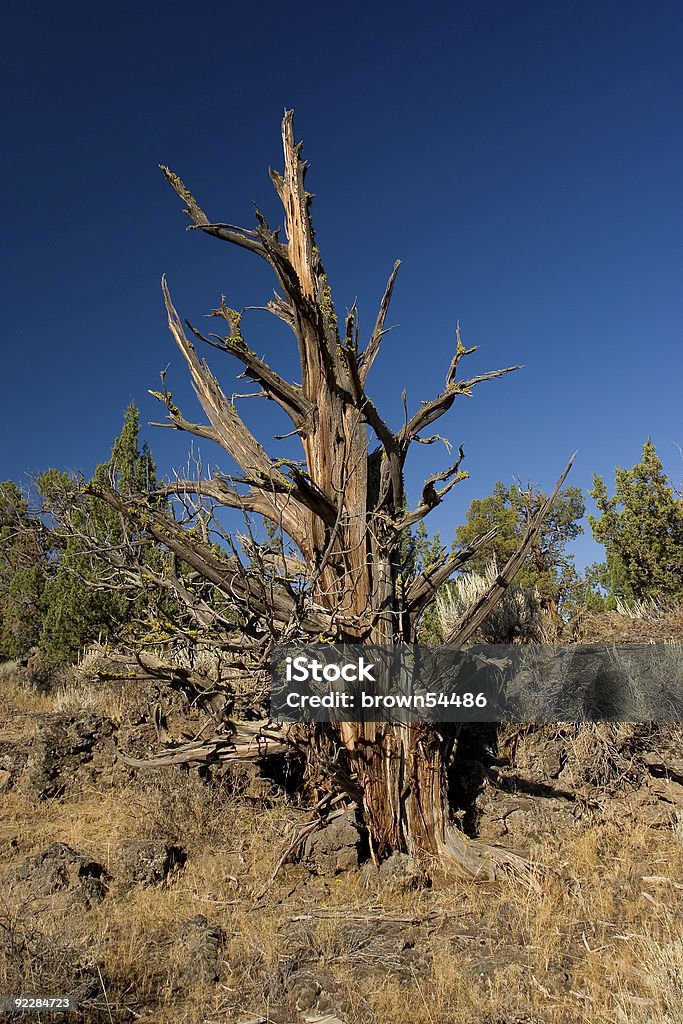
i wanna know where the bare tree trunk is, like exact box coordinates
[85,111,572,873]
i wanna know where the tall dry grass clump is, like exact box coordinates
[436,559,547,643]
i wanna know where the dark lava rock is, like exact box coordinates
[116,839,186,885]
[176,915,223,984]
[360,851,430,894]
[0,742,29,791]
[377,852,429,893]
[20,713,115,799]
[302,808,363,874]
[285,969,343,1017]
[292,977,322,1011]
[10,842,109,906]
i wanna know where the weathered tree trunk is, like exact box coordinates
[351,722,455,859]
[90,111,572,873]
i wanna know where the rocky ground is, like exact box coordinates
[1,621,682,1024]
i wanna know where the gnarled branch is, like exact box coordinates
[405,527,499,619]
[399,362,521,450]
[359,260,401,383]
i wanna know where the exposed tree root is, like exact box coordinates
[438,825,540,889]
[116,722,538,889]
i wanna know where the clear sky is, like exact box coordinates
[2,0,681,569]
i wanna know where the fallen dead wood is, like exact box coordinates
[116,720,288,767]
[289,909,466,924]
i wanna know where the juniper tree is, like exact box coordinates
[0,481,49,655]
[456,481,585,615]
[84,112,572,873]
[39,403,160,662]
[589,439,683,605]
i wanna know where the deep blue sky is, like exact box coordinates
[2,0,681,568]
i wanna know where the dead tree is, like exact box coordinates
[89,112,573,875]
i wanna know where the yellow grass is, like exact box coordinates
[1,667,682,1023]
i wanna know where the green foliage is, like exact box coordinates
[98,403,157,495]
[399,520,445,581]
[1,565,46,656]
[589,439,683,605]
[0,482,49,655]
[39,403,160,664]
[456,481,586,614]
[263,517,285,557]
[397,520,446,642]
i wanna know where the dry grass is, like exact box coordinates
[51,678,129,723]
[0,664,54,716]
[1,666,683,1023]
[614,596,676,621]
[2,790,682,1021]
[359,821,683,1024]
[436,560,546,643]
